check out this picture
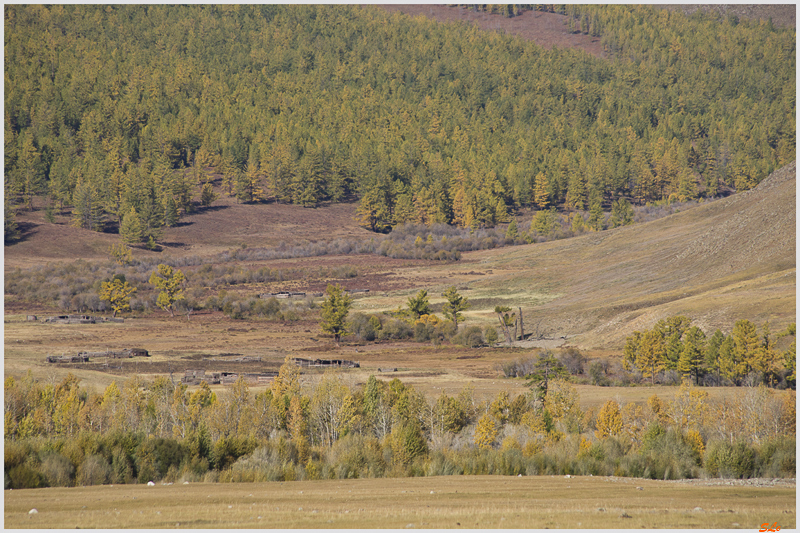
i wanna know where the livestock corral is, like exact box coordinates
[41,315,125,324]
[180,369,277,386]
[46,348,148,364]
[292,357,360,369]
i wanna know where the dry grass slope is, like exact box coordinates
[460,162,796,348]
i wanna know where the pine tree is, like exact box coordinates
[565,171,586,211]
[731,319,760,378]
[587,191,604,231]
[638,329,666,385]
[407,289,431,319]
[356,187,392,233]
[119,206,144,244]
[533,172,550,209]
[678,326,706,384]
[4,191,20,244]
[200,180,217,207]
[71,179,103,231]
[442,286,469,326]
[163,195,179,227]
[320,283,353,347]
[505,219,519,241]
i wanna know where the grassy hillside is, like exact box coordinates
[454,161,796,348]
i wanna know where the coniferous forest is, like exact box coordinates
[4,5,796,241]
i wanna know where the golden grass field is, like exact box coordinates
[4,475,795,529]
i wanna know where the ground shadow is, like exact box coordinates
[6,221,39,245]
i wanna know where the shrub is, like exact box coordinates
[588,360,610,386]
[326,434,387,479]
[621,428,700,480]
[40,452,75,487]
[484,326,499,345]
[230,446,284,482]
[455,325,484,347]
[391,421,428,466]
[378,318,413,340]
[7,464,46,489]
[705,440,756,479]
[755,437,796,478]
[135,437,186,481]
[78,454,111,486]
[349,313,378,341]
[558,347,586,375]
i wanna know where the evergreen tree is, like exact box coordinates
[99,278,137,317]
[320,283,353,347]
[407,289,431,319]
[4,193,20,244]
[200,181,217,207]
[587,191,604,231]
[678,326,706,384]
[71,179,103,231]
[533,172,550,209]
[638,329,666,385]
[442,286,469,326]
[608,198,634,228]
[119,207,144,244]
[163,195,179,227]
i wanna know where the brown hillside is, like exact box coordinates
[3,197,373,271]
[458,162,796,349]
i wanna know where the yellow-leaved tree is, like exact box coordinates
[594,399,623,439]
[99,277,137,317]
[148,264,186,317]
[474,412,499,450]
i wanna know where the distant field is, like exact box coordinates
[5,475,795,529]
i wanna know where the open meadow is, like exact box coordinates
[5,475,795,529]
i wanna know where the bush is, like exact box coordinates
[135,437,186,482]
[230,446,284,482]
[7,464,46,489]
[755,437,796,478]
[349,313,378,341]
[78,454,111,486]
[40,452,75,487]
[326,434,387,479]
[630,426,700,480]
[558,348,586,375]
[705,440,756,479]
[378,318,413,340]
[454,325,484,347]
[588,360,610,386]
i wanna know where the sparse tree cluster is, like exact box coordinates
[624,316,795,388]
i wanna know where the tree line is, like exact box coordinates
[5,367,795,489]
[624,316,796,388]
[4,4,795,243]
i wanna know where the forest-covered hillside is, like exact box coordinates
[4,5,795,242]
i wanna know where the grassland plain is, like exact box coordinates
[4,475,795,529]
